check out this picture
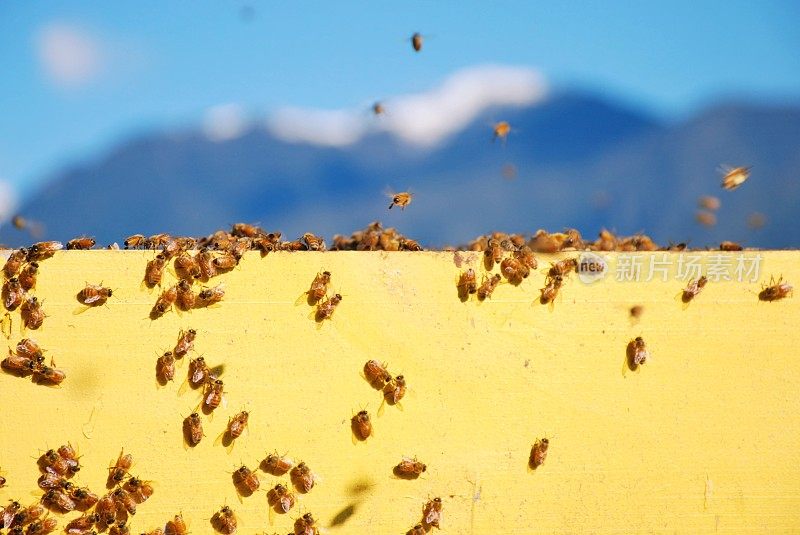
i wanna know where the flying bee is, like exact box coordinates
[157,351,176,383]
[529,438,549,469]
[174,328,197,358]
[294,512,319,535]
[27,241,63,262]
[144,254,168,287]
[290,462,316,493]
[176,279,196,311]
[107,450,133,487]
[372,101,385,116]
[492,121,511,142]
[388,191,413,210]
[267,483,295,513]
[394,457,426,479]
[152,285,178,317]
[18,262,38,291]
[457,268,477,299]
[32,364,66,385]
[306,271,331,304]
[212,253,237,271]
[758,276,793,302]
[124,234,147,249]
[65,512,99,533]
[69,486,98,510]
[720,241,743,251]
[411,32,423,51]
[500,257,528,285]
[682,276,708,303]
[111,487,136,516]
[197,284,225,307]
[123,477,154,504]
[25,517,58,535]
[95,494,117,525]
[539,274,564,305]
[363,359,391,389]
[261,452,294,476]
[720,165,751,190]
[302,233,326,251]
[232,465,260,496]
[66,237,96,250]
[3,277,25,310]
[41,488,76,513]
[203,379,225,411]
[422,497,443,530]
[3,248,28,278]
[77,284,112,306]
[227,411,249,440]
[514,245,538,270]
[627,336,649,368]
[315,293,342,321]
[57,443,80,475]
[695,210,717,227]
[183,412,203,446]
[211,505,237,534]
[351,410,372,441]
[2,351,37,376]
[383,375,406,405]
[698,195,721,211]
[188,356,210,388]
[164,514,188,535]
[548,258,577,278]
[174,253,201,280]
[477,274,501,301]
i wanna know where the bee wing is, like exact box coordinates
[82,294,102,304]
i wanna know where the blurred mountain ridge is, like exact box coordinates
[3,90,799,248]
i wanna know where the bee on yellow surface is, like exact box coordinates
[18,262,38,291]
[21,296,45,329]
[457,268,477,299]
[232,465,260,496]
[627,336,649,368]
[539,274,564,305]
[203,379,225,412]
[77,283,113,306]
[315,293,342,322]
[529,438,549,469]
[363,359,391,389]
[719,165,751,190]
[422,497,443,530]
[107,449,133,487]
[388,191,413,210]
[144,253,168,287]
[165,514,188,535]
[197,284,225,307]
[124,476,154,503]
[227,411,249,440]
[157,351,176,383]
[758,276,793,302]
[290,461,316,493]
[176,279,196,311]
[184,412,204,446]
[174,328,197,358]
[66,236,96,250]
[262,451,294,476]
[152,285,178,317]
[394,457,426,479]
[383,375,406,405]
[306,271,331,304]
[682,276,708,303]
[211,505,237,534]
[351,409,372,441]
[267,483,295,513]
[294,512,319,535]
[3,247,28,278]
[3,277,25,310]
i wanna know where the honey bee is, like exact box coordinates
[108,522,130,535]
[227,411,249,440]
[27,241,63,262]
[290,462,316,493]
[593,229,617,251]
[388,192,413,210]
[69,486,98,510]
[174,328,197,358]
[695,210,717,227]
[267,483,295,513]
[758,276,793,302]
[41,488,76,513]
[66,237,96,250]
[306,271,331,304]
[410,32,424,51]
[212,252,237,271]
[211,505,237,534]
[2,351,38,376]
[95,494,117,525]
[476,274,501,301]
[281,239,307,252]
[147,233,172,251]
[164,514,188,535]
[37,472,66,490]
[293,512,319,535]
[383,375,406,405]
[492,121,511,142]
[3,248,28,278]
[123,477,154,504]
[232,465,260,496]
[3,277,25,310]
[398,237,422,251]
[111,487,136,516]
[529,438,549,469]
[144,254,168,287]
[32,364,66,385]
[176,279,196,311]
[227,238,251,262]
[363,359,391,389]
[18,262,38,291]
[188,356,210,388]
[203,379,225,411]
[231,223,261,238]
[108,450,133,487]
[39,449,69,476]
[174,253,201,280]
[196,248,217,280]
[698,195,721,211]
[548,258,577,278]
[58,443,81,475]
[65,512,99,533]
[539,274,564,305]
[197,284,225,307]
[500,257,528,285]
[156,351,176,383]
[261,452,294,476]
[394,457,426,479]
[627,336,649,368]
[514,245,538,270]
[1,500,20,528]
[8,503,44,527]
[351,410,372,441]
[485,238,503,265]
[25,517,58,535]
[720,165,751,190]
[315,293,342,321]
[15,339,44,362]
[421,497,443,530]
[406,524,426,535]
[124,234,147,249]
[152,285,178,317]
[720,241,743,251]
[302,233,326,251]
[682,276,708,303]
[457,268,477,299]
[77,284,112,306]
[183,413,203,446]
[747,212,766,230]
[372,101,385,116]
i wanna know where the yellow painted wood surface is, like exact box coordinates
[0,250,799,534]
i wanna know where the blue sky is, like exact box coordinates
[0,0,798,207]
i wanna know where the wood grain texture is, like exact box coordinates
[0,250,798,534]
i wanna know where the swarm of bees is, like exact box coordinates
[2,243,59,330]
[329,221,422,251]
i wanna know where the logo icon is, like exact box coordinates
[577,252,608,284]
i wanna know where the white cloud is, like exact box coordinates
[203,104,248,142]
[0,180,18,223]
[266,65,547,148]
[37,23,104,88]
